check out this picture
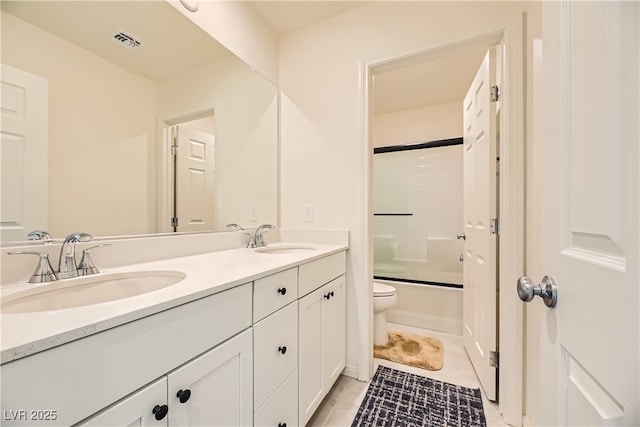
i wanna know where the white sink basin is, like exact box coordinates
[254,245,316,255]
[1,271,186,313]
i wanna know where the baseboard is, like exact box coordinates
[342,364,359,380]
[387,309,462,336]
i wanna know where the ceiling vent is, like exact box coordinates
[111,30,144,50]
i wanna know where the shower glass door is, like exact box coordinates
[373,139,463,287]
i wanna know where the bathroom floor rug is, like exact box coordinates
[351,365,487,427]
[374,330,444,371]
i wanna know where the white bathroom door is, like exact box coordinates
[0,64,48,242]
[528,1,639,425]
[462,48,499,401]
[173,125,216,232]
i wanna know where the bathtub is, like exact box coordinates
[375,278,463,336]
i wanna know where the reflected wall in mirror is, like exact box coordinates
[0,0,278,243]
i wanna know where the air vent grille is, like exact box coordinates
[111,30,144,50]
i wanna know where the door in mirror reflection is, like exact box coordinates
[172,118,216,233]
[0,64,48,242]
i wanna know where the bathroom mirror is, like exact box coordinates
[0,0,278,243]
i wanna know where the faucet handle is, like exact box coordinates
[9,251,59,283]
[78,244,110,276]
[27,230,52,243]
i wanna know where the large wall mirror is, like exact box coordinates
[1,1,278,243]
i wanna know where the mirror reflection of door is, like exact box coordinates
[170,116,216,233]
[0,64,48,242]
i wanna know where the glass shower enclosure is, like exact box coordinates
[373,138,464,287]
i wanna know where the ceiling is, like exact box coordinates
[244,1,490,114]
[246,1,367,37]
[3,0,492,114]
[1,1,232,83]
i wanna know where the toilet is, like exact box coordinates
[373,281,397,346]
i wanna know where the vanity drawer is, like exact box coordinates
[253,301,298,408]
[253,267,298,322]
[254,370,298,427]
[298,252,346,297]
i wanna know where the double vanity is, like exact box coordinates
[0,239,348,426]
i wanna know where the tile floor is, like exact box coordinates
[308,323,509,427]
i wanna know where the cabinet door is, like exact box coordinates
[298,287,324,426]
[254,302,298,409]
[76,378,168,427]
[167,329,253,427]
[254,371,298,427]
[322,276,345,388]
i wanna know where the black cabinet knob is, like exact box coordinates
[324,293,331,299]
[330,291,335,297]
[152,404,168,420]
[177,389,191,403]
[278,345,287,354]
[278,423,287,427]
[277,287,287,295]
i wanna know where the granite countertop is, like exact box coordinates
[1,242,347,364]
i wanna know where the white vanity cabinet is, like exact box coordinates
[167,329,253,426]
[1,283,253,426]
[298,253,346,426]
[253,268,299,427]
[78,329,253,427]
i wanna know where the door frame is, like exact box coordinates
[360,16,525,426]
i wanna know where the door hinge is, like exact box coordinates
[171,217,179,228]
[490,85,500,102]
[490,218,500,235]
[170,145,178,156]
[490,351,499,368]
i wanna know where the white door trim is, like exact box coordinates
[361,15,526,426]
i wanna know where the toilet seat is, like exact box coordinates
[373,282,396,297]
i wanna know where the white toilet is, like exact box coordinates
[373,281,398,346]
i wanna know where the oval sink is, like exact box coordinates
[1,270,186,313]
[254,245,316,255]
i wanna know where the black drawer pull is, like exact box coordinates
[278,346,287,354]
[152,404,168,420]
[277,287,287,295]
[278,423,287,427]
[177,389,191,403]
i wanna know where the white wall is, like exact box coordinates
[279,1,531,380]
[167,0,278,84]
[373,101,462,147]
[2,12,158,238]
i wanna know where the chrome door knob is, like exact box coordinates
[517,275,558,308]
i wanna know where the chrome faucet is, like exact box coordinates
[248,224,275,248]
[57,232,93,279]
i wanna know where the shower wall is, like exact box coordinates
[373,144,463,285]
[373,101,464,334]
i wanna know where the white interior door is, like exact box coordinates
[462,48,499,401]
[1,64,48,242]
[528,1,639,425]
[173,125,216,232]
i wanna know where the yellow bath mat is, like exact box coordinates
[374,330,444,371]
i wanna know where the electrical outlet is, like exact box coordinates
[303,204,314,222]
